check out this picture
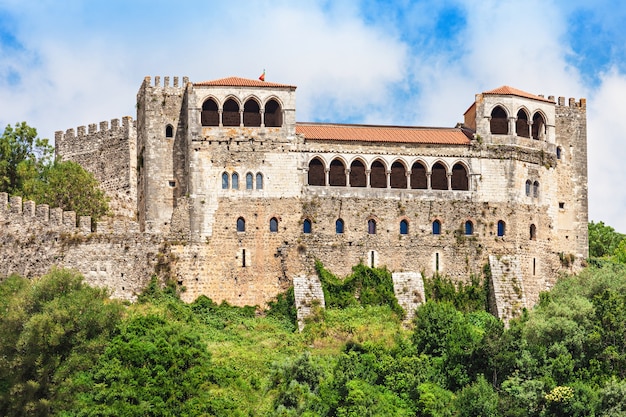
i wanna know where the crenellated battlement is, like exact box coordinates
[142,75,190,89]
[557,96,587,109]
[55,116,134,143]
[0,192,141,236]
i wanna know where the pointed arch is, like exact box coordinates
[516,108,530,138]
[303,219,312,234]
[246,172,253,190]
[490,105,509,134]
[231,172,239,190]
[464,220,474,235]
[237,217,245,232]
[165,124,174,138]
[431,162,448,190]
[243,98,261,127]
[410,161,427,189]
[308,157,325,186]
[349,159,366,187]
[222,98,240,126]
[201,97,219,126]
[264,98,283,127]
[368,218,377,234]
[432,219,441,235]
[400,219,409,235]
[497,220,506,237]
[256,172,264,190]
[335,218,344,234]
[530,223,537,240]
[532,112,546,140]
[221,172,229,189]
[451,162,469,191]
[525,180,531,196]
[390,160,407,189]
[533,181,539,198]
[270,217,278,233]
[329,158,347,186]
[370,159,387,188]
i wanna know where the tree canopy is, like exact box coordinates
[0,122,109,223]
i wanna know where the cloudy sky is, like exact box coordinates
[1,0,625,231]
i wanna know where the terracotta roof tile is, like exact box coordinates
[483,86,554,103]
[194,76,296,89]
[296,123,470,145]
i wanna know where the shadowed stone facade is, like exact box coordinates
[1,76,588,321]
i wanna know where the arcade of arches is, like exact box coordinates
[201,97,283,127]
[307,157,470,191]
[490,105,546,140]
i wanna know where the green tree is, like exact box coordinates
[589,221,626,258]
[0,269,123,417]
[454,375,499,417]
[24,159,109,223]
[0,122,53,194]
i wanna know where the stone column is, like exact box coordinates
[365,169,371,188]
[405,171,411,189]
[386,170,391,189]
[447,173,452,190]
[509,117,517,136]
[345,169,351,187]
[324,168,330,187]
[260,109,265,128]
[426,172,432,190]
[239,109,244,127]
[218,109,223,127]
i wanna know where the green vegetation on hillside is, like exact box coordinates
[0,122,109,223]
[2,223,626,415]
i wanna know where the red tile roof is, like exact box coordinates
[483,86,554,103]
[194,76,296,89]
[296,123,470,145]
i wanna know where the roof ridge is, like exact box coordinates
[194,76,296,89]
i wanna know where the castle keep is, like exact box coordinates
[2,76,588,322]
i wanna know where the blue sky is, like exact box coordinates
[1,0,626,231]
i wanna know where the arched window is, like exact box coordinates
[237,217,245,232]
[370,160,387,188]
[243,99,261,127]
[390,161,407,189]
[336,218,344,234]
[308,158,325,186]
[256,173,263,190]
[329,159,346,186]
[246,173,253,189]
[431,162,447,190]
[222,172,229,189]
[516,109,529,138]
[411,162,427,189]
[525,180,531,196]
[490,106,508,134]
[465,221,474,235]
[497,220,506,237]
[432,220,441,235]
[265,99,283,127]
[223,98,240,127]
[400,219,409,235]
[303,219,312,234]
[530,224,537,240]
[451,163,468,191]
[532,112,545,140]
[232,172,239,190]
[350,160,366,187]
[165,124,174,138]
[368,219,377,234]
[201,98,219,126]
[270,217,278,232]
[556,146,562,160]
[533,181,539,198]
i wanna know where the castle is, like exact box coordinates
[0,76,588,323]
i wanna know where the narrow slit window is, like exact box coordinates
[464,220,473,235]
[237,217,245,232]
[256,173,263,189]
[232,172,239,190]
[222,172,229,189]
[497,220,506,237]
[246,173,253,189]
[303,219,312,234]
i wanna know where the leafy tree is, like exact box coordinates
[454,375,499,417]
[589,221,626,258]
[24,159,109,223]
[0,122,53,194]
[0,269,123,417]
